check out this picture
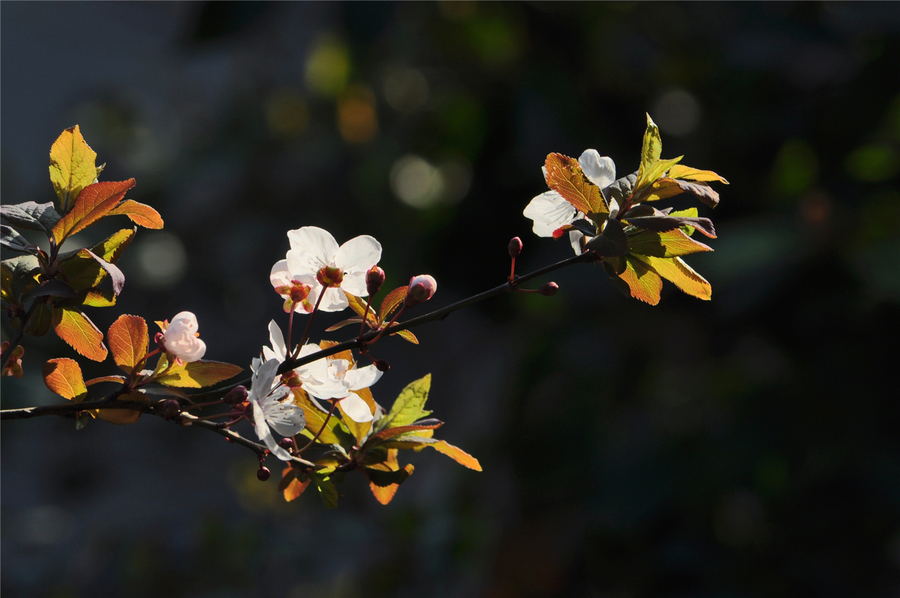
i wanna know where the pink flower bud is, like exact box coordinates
[404,274,437,308]
[163,311,206,362]
[257,466,271,481]
[538,282,559,296]
[366,266,386,296]
[223,385,249,405]
[508,237,523,258]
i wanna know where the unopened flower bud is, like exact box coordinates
[366,266,386,297]
[278,437,295,450]
[223,385,249,405]
[374,359,390,372]
[538,282,559,296]
[404,275,437,308]
[257,466,271,482]
[160,399,181,418]
[508,237,523,258]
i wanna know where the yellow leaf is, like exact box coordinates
[617,256,662,305]
[377,373,432,432]
[97,391,143,425]
[668,164,729,184]
[52,307,108,362]
[632,255,712,300]
[154,360,243,388]
[628,228,713,258]
[293,388,344,445]
[42,358,88,401]
[49,125,98,213]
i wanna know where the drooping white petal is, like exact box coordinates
[286,226,339,275]
[568,230,585,256]
[270,260,292,290]
[339,393,374,423]
[578,150,616,190]
[251,397,292,461]
[344,363,383,391]
[523,191,578,237]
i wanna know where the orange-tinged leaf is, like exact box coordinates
[431,440,482,471]
[292,388,345,445]
[378,286,408,321]
[49,125,98,213]
[108,314,148,374]
[392,329,419,344]
[106,200,164,229]
[627,228,713,258]
[635,178,685,203]
[668,164,729,184]
[97,391,143,425]
[52,179,135,245]
[343,292,378,324]
[633,255,712,300]
[544,153,606,216]
[154,360,242,388]
[43,358,88,401]
[52,306,108,361]
[366,464,414,505]
[283,474,311,502]
[85,375,126,386]
[617,256,662,305]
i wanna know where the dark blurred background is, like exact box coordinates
[2,2,899,597]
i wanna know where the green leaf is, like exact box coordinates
[627,228,713,258]
[49,125,98,213]
[376,373,433,433]
[632,254,712,300]
[634,115,683,192]
[57,228,135,293]
[311,473,339,509]
[293,389,348,447]
[25,302,53,336]
[52,306,108,361]
[0,201,62,234]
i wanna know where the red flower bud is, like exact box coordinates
[366,266,386,296]
[257,467,271,482]
[404,275,437,308]
[538,282,559,296]
[278,437,295,450]
[374,359,391,372]
[160,399,181,419]
[508,237,523,258]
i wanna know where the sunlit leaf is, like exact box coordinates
[638,113,662,181]
[431,440,482,471]
[79,289,118,308]
[108,314,148,374]
[627,228,713,258]
[85,375,126,386]
[293,388,346,446]
[280,467,311,502]
[363,448,413,505]
[52,306,108,361]
[106,200,164,229]
[376,373,432,432]
[632,254,712,300]
[613,256,662,305]
[57,228,135,292]
[154,360,242,388]
[51,179,136,245]
[361,419,444,452]
[49,125,98,213]
[312,473,339,509]
[668,164,729,184]
[379,286,408,321]
[43,357,88,401]
[393,329,419,344]
[544,153,607,216]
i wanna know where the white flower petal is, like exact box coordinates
[344,364,383,391]
[523,191,578,237]
[266,401,306,437]
[263,320,287,363]
[316,287,350,313]
[578,150,616,190]
[269,260,292,290]
[286,226,339,274]
[334,235,382,276]
[339,393,374,423]
[568,230,585,256]
[338,272,369,298]
[252,398,292,461]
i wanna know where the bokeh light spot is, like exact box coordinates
[133,231,188,289]
[337,85,378,144]
[305,35,350,97]
[652,88,702,137]
[845,144,899,183]
[390,155,445,209]
[770,138,819,198]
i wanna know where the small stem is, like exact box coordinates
[297,398,340,455]
[367,304,406,346]
[297,289,327,349]
[358,294,375,339]
[509,256,516,282]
